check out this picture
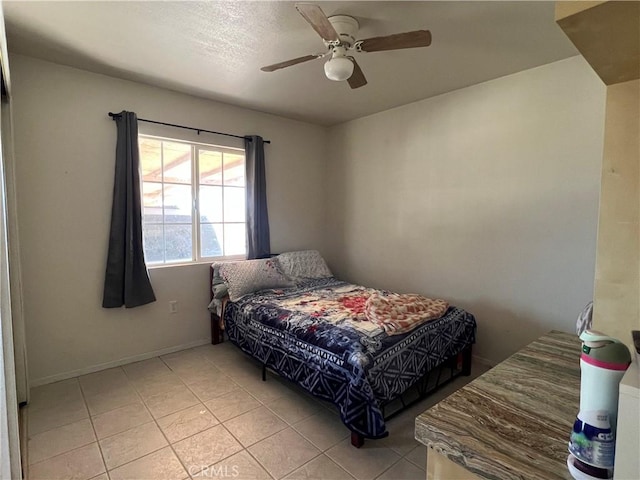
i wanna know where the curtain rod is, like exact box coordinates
[108,112,271,144]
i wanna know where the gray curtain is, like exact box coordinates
[102,111,156,308]
[244,135,271,259]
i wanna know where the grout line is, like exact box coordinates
[77,369,117,477]
[27,422,98,467]
[29,339,211,387]
[99,446,172,477]
[281,450,324,479]
[32,345,423,480]
[286,452,356,480]
[101,437,168,476]
[27,381,91,437]
[237,434,277,480]
[218,419,282,480]
[120,357,193,478]
[263,401,322,430]
[403,446,426,471]
[203,394,262,424]
[90,405,154,441]
[122,349,262,477]
[123,356,195,478]
[226,406,289,449]
[105,380,399,477]
[95,360,192,473]
[323,436,405,480]
[27,346,239,478]
[26,411,91,438]
[374,458,403,480]
[177,352,293,479]
[212,393,324,478]
[27,442,104,471]
[288,418,350,453]
[187,421,277,480]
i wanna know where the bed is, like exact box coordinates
[208,251,476,447]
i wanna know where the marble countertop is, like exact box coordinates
[416,330,581,480]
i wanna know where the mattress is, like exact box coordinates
[222,278,476,438]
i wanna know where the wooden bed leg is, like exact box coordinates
[211,313,221,345]
[351,432,364,448]
[462,345,472,376]
[209,265,224,345]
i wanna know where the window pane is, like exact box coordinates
[224,153,245,186]
[164,184,192,223]
[199,149,223,185]
[201,223,223,258]
[143,224,164,264]
[164,224,192,263]
[224,187,245,222]
[140,138,162,182]
[163,141,191,184]
[139,136,248,265]
[199,185,222,223]
[224,223,246,256]
[142,182,163,223]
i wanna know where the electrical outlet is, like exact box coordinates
[169,301,179,314]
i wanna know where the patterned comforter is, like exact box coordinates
[223,278,476,439]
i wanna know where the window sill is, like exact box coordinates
[147,256,246,270]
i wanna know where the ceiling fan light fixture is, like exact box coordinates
[324,56,354,81]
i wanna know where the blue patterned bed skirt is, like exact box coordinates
[223,279,476,439]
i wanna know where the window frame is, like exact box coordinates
[139,134,247,267]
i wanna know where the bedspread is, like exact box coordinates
[222,278,476,439]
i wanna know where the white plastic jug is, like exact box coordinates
[579,330,631,432]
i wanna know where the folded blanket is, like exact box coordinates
[365,293,449,335]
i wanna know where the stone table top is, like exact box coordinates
[416,330,581,480]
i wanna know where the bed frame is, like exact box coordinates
[208,265,472,447]
[210,265,225,345]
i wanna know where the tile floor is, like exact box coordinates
[26,342,488,480]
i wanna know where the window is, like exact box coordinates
[139,135,246,265]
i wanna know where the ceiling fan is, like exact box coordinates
[260,3,432,89]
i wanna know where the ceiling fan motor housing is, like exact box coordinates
[327,15,359,46]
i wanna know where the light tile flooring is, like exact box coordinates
[26,342,488,480]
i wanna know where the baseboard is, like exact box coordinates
[472,354,495,369]
[31,341,494,387]
[29,338,211,388]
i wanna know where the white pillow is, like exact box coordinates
[219,259,293,301]
[276,250,333,282]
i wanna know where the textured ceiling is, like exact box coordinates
[3,1,579,126]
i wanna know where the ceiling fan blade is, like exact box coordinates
[295,3,339,42]
[347,58,367,89]
[261,54,320,72]
[358,30,432,52]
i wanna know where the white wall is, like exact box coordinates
[9,54,327,385]
[9,53,608,382]
[325,56,606,365]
